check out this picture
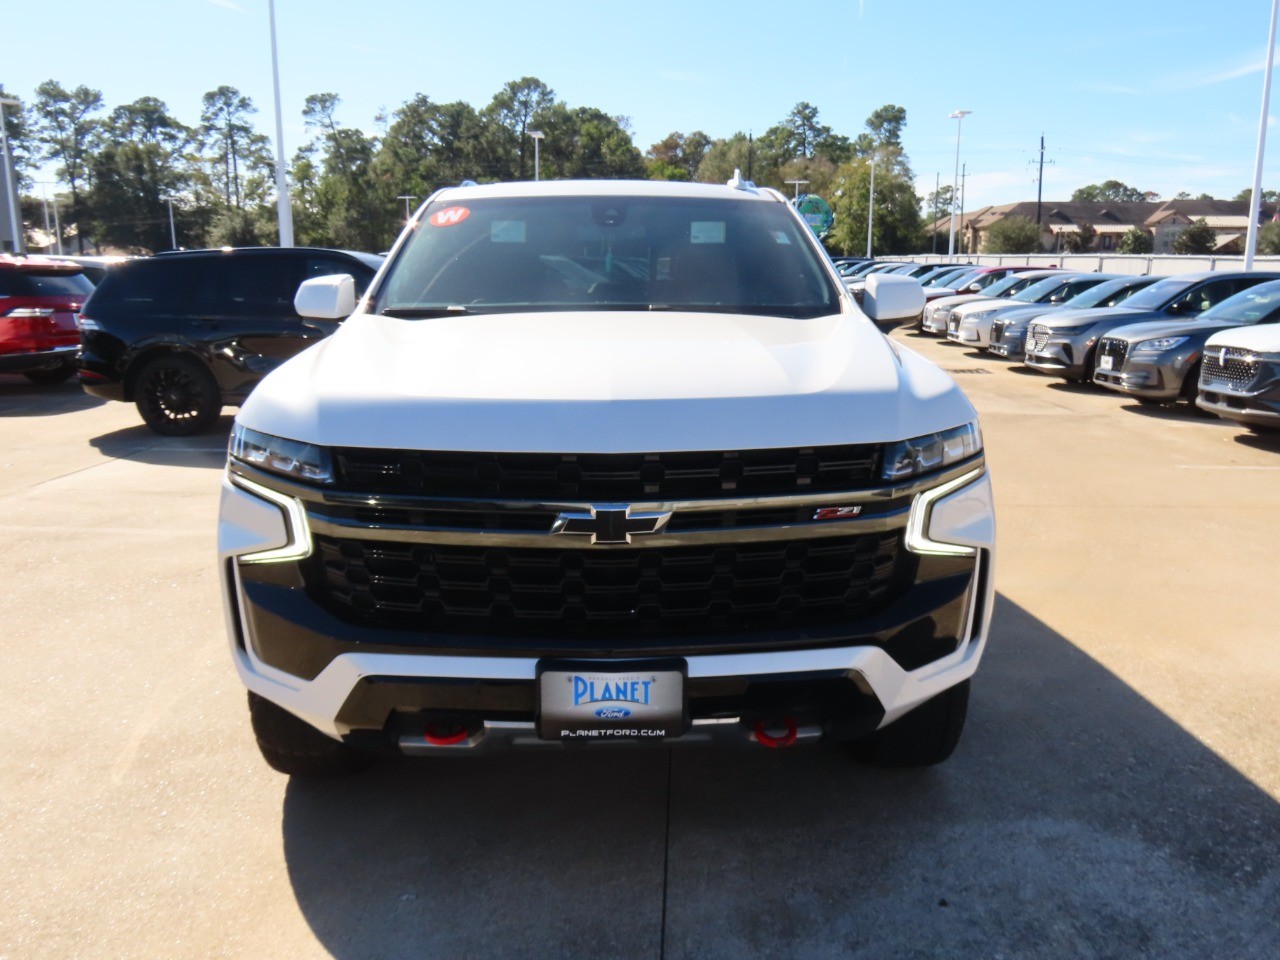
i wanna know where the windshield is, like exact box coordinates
[378,195,841,319]
[1063,276,1146,309]
[1119,277,1195,311]
[1010,276,1069,303]
[982,273,1036,297]
[935,268,979,288]
[1199,279,1280,323]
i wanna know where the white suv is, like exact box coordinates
[217,177,995,775]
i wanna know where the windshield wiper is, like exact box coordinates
[379,305,472,318]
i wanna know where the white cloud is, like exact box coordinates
[204,0,246,12]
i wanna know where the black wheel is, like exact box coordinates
[1181,361,1212,415]
[21,362,76,385]
[247,692,373,777]
[134,355,221,436]
[847,680,970,768]
[1076,347,1099,384]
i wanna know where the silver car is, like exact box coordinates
[922,269,1061,335]
[947,273,1107,349]
[987,275,1159,359]
[1023,271,1280,382]
[1093,279,1280,404]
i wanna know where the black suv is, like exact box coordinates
[78,247,382,435]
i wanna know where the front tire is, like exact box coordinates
[134,355,221,436]
[847,680,970,768]
[247,692,373,777]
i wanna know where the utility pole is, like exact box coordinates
[1031,134,1054,226]
[747,132,753,182]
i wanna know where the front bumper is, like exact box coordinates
[219,461,996,749]
[1023,330,1091,378]
[1092,349,1194,400]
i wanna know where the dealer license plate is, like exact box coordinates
[1099,354,1114,371]
[537,660,686,741]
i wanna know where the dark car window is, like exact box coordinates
[0,270,94,298]
[1010,276,1069,303]
[88,259,211,315]
[304,256,375,296]
[205,256,300,318]
[1121,277,1196,311]
[1168,277,1256,315]
[1198,279,1280,323]
[1067,276,1155,309]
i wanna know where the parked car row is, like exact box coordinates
[910,263,1280,435]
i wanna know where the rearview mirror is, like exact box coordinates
[295,273,356,320]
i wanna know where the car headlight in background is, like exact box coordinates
[967,309,995,322]
[229,424,333,484]
[1134,336,1189,352]
[882,422,983,482]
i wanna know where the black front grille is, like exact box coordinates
[1098,337,1129,371]
[311,532,906,638]
[331,445,883,500]
[1202,349,1261,391]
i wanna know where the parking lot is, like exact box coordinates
[1,328,1278,960]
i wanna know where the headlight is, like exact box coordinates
[1134,336,1188,352]
[968,310,995,322]
[882,422,983,482]
[229,424,333,484]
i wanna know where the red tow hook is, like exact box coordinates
[423,725,470,746]
[753,717,798,749]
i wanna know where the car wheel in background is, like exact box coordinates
[22,362,77,385]
[134,355,222,436]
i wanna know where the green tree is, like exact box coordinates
[1,91,34,192]
[483,77,555,180]
[646,131,711,181]
[534,105,645,180]
[1060,221,1096,253]
[1117,226,1154,254]
[32,80,104,252]
[1233,187,1280,204]
[300,93,393,250]
[826,156,921,256]
[1171,218,1216,254]
[1071,180,1150,203]
[199,86,271,210]
[1257,220,1280,255]
[694,132,756,185]
[86,97,192,252]
[983,215,1042,253]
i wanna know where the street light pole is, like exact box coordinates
[397,195,417,222]
[0,95,23,255]
[1245,0,1280,269]
[785,179,809,200]
[268,0,295,247]
[166,198,177,249]
[866,156,876,258]
[529,130,544,181]
[947,110,971,257]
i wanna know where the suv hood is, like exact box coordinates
[1204,323,1280,352]
[239,310,975,452]
[1040,305,1145,331]
[1109,318,1243,344]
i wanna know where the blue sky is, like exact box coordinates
[4,0,1280,209]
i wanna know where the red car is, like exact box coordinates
[0,256,94,384]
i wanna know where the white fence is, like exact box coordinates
[895,253,1280,276]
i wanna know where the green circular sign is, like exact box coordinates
[793,194,835,239]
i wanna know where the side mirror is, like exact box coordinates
[966,282,982,293]
[862,274,926,332]
[295,273,356,319]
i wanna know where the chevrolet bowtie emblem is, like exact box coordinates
[551,505,673,544]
